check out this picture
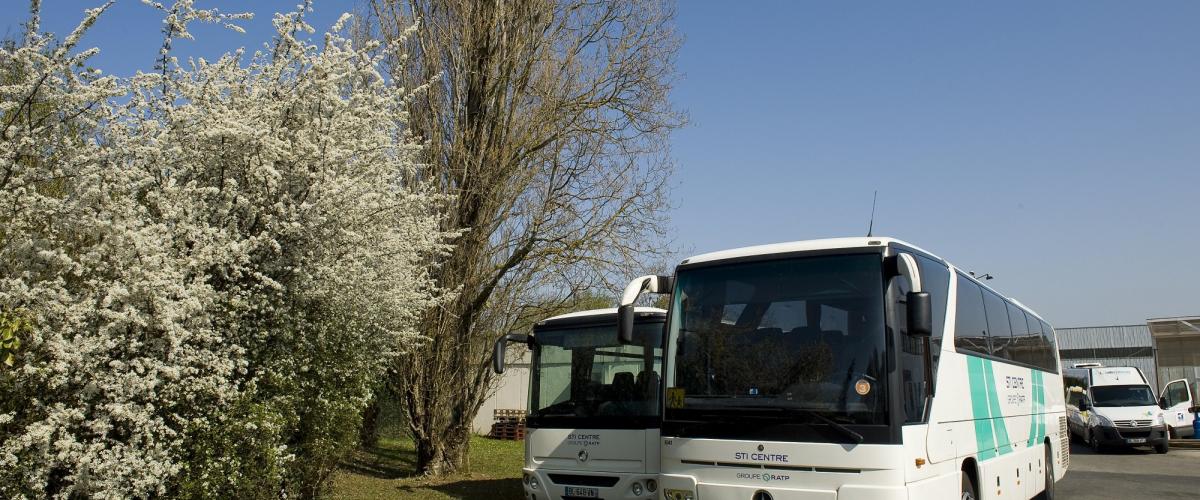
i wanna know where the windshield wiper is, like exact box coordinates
[758,406,864,444]
[682,405,864,444]
[724,405,859,443]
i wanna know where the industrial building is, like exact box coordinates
[1057,316,1200,394]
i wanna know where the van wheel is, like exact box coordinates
[1038,444,1056,500]
[1155,440,1169,454]
[961,470,977,500]
[1089,432,1104,453]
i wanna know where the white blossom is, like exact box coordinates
[0,1,449,497]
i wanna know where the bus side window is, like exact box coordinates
[1022,312,1053,372]
[953,274,990,355]
[981,290,1012,360]
[1038,319,1059,371]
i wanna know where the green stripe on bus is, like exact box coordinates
[982,359,1014,454]
[1035,370,1045,444]
[967,356,998,460]
[1026,370,1042,447]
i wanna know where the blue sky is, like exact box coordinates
[5,1,1198,327]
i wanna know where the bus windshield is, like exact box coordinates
[666,253,891,442]
[1091,385,1158,407]
[529,320,663,428]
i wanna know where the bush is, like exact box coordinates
[0,2,448,497]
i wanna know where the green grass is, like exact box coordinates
[331,436,525,499]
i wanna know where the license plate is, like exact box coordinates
[564,486,599,498]
[1126,438,1147,444]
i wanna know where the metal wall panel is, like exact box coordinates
[1055,325,1152,350]
[1153,336,1200,401]
[1056,325,1158,392]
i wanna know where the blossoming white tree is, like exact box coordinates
[0,1,448,497]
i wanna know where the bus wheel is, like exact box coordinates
[961,470,977,500]
[1039,444,1055,500]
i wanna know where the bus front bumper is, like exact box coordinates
[658,473,910,500]
[522,467,658,500]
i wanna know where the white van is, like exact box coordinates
[1063,364,1171,453]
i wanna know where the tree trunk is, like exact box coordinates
[413,421,472,475]
[358,396,381,448]
[372,0,682,478]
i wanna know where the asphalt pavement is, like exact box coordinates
[1058,441,1200,499]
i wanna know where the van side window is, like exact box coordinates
[981,290,1011,359]
[1165,380,1190,407]
[953,273,990,355]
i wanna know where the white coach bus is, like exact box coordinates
[493,308,667,500]
[615,237,1066,500]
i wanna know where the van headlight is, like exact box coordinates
[1157,413,1166,426]
[664,489,696,500]
[1091,413,1113,427]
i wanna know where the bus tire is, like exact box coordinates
[961,469,977,500]
[1038,444,1056,500]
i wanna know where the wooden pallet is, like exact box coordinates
[494,408,526,421]
[489,409,527,440]
[489,421,526,440]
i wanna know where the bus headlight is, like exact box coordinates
[646,479,658,493]
[631,482,643,496]
[528,476,539,490]
[664,489,695,500]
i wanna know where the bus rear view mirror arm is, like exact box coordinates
[887,253,931,337]
[617,275,673,344]
[492,333,532,374]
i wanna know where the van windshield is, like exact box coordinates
[1091,385,1157,407]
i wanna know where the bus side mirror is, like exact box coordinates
[618,305,636,345]
[617,275,673,344]
[907,291,932,337]
[492,333,531,374]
